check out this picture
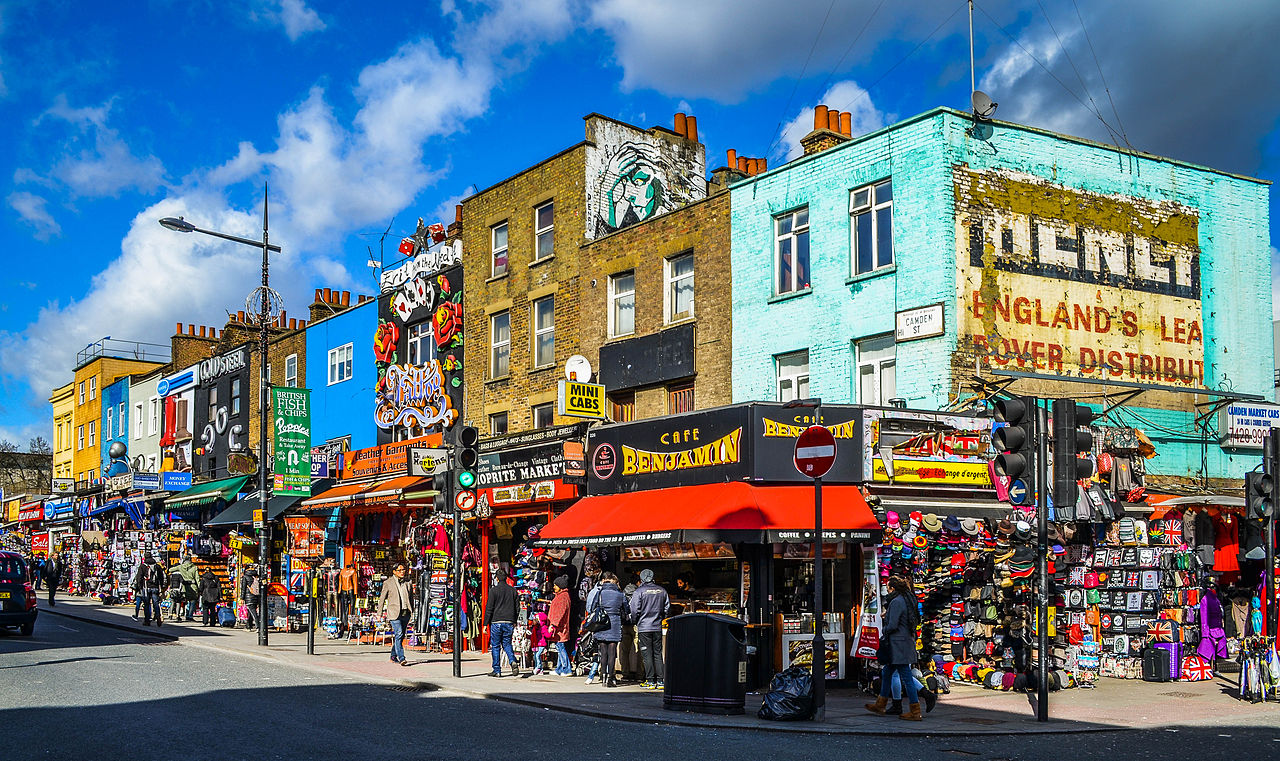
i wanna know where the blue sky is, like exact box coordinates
[1,0,1277,447]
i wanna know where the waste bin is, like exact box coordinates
[662,612,748,715]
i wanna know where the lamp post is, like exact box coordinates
[784,396,826,722]
[160,185,281,647]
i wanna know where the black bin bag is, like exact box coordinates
[757,665,814,721]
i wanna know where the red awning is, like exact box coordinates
[535,482,882,547]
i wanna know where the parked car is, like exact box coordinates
[0,551,37,635]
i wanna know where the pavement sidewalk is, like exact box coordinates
[41,595,1277,736]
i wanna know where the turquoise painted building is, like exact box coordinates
[730,107,1271,484]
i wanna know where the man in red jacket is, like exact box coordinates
[548,575,573,676]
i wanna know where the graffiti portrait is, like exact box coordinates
[588,130,705,238]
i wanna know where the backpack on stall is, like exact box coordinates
[217,605,237,628]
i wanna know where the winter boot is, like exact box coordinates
[885,699,903,715]
[864,696,889,715]
[920,687,937,713]
[899,702,923,721]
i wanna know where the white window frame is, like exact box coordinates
[489,412,509,436]
[534,201,554,261]
[407,322,433,366]
[491,221,509,277]
[134,403,144,439]
[208,385,219,422]
[77,425,84,451]
[88,377,96,400]
[608,271,635,338]
[490,311,510,378]
[774,207,810,295]
[532,403,555,430]
[328,343,353,385]
[106,407,114,440]
[532,296,555,368]
[665,252,694,323]
[78,382,85,405]
[776,350,810,403]
[88,420,96,447]
[850,179,894,276]
[148,397,160,436]
[231,378,242,416]
[285,354,298,388]
[855,334,897,405]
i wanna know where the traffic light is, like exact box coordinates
[1052,399,1096,509]
[456,425,479,491]
[432,469,450,513]
[1249,433,1278,519]
[992,396,1036,489]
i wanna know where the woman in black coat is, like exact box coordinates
[866,575,923,720]
[592,572,627,688]
[198,570,222,626]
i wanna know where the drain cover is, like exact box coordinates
[387,685,433,693]
[1159,691,1202,698]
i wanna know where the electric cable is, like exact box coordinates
[762,0,839,164]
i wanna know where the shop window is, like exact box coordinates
[850,179,893,276]
[534,201,554,261]
[668,382,695,414]
[532,403,555,429]
[491,221,508,277]
[855,334,896,405]
[407,321,434,366]
[489,412,509,435]
[776,350,810,403]
[328,343,353,385]
[666,252,694,322]
[609,271,635,338]
[610,392,635,423]
[490,311,510,378]
[775,207,810,295]
[285,354,298,387]
[533,296,555,368]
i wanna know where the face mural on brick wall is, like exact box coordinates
[374,223,463,444]
[587,130,705,238]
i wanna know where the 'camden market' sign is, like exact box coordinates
[272,388,311,497]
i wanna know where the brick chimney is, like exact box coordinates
[309,287,368,322]
[799,103,852,156]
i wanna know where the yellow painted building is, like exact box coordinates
[70,356,165,484]
[50,382,74,482]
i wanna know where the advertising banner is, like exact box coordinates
[1217,401,1280,449]
[956,168,1204,388]
[17,501,44,522]
[272,388,312,497]
[861,408,994,487]
[31,532,49,555]
[342,434,440,480]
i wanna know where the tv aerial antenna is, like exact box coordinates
[366,217,394,289]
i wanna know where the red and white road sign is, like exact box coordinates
[455,490,476,511]
[794,425,837,479]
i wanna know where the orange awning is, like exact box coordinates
[299,476,429,511]
[299,480,369,508]
[535,482,882,547]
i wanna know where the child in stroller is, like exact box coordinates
[573,630,600,677]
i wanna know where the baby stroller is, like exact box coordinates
[573,631,600,676]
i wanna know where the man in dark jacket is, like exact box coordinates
[137,556,165,626]
[484,571,519,677]
[198,570,222,626]
[629,568,670,689]
[44,555,63,606]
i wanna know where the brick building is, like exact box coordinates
[462,112,708,435]
[729,105,1272,489]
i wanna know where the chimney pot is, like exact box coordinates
[238,310,245,323]
[674,112,687,138]
[455,204,462,223]
[737,156,748,172]
[299,319,307,328]
[814,105,829,131]
[187,323,195,335]
[314,288,322,302]
[175,322,183,335]
[323,288,332,303]
[761,157,768,171]
[341,291,350,306]
[726,148,737,168]
[840,111,852,137]
[685,115,698,143]
[827,109,840,132]
[198,326,206,338]
[289,318,296,330]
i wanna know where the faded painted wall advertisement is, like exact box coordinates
[956,168,1204,386]
[585,120,705,239]
[861,408,994,487]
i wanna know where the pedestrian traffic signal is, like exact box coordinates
[456,425,479,491]
[992,396,1036,482]
[1052,399,1096,510]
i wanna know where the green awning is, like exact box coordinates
[165,476,250,509]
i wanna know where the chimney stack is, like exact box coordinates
[800,103,851,156]
[674,112,687,138]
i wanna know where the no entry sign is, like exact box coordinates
[793,425,837,479]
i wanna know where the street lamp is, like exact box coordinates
[160,185,280,647]
[783,396,825,721]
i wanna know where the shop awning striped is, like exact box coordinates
[165,475,250,509]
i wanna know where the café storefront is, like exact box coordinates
[535,403,882,686]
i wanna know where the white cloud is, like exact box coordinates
[252,0,326,42]
[777,80,885,160]
[7,192,61,239]
[34,95,166,198]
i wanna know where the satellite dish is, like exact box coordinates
[565,354,592,382]
[972,90,998,120]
